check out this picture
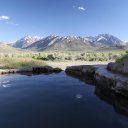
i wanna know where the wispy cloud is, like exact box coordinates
[6,21,19,26]
[0,15,10,20]
[0,15,19,26]
[78,6,86,11]
[73,6,86,12]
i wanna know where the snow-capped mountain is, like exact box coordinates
[13,35,43,48]
[12,34,127,51]
[26,36,93,51]
[92,34,123,46]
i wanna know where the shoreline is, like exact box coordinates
[0,61,110,74]
[0,66,62,75]
[1,61,128,98]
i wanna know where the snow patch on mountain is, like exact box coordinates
[13,35,43,48]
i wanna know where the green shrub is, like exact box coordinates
[116,52,128,62]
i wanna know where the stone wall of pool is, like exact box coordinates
[65,65,128,98]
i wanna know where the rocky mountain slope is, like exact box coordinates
[26,36,96,51]
[92,34,123,46]
[13,36,43,49]
[12,34,127,51]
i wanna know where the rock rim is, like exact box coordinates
[0,66,62,75]
[65,65,128,97]
[107,59,128,76]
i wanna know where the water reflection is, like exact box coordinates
[66,73,128,117]
[66,72,94,85]
[95,86,128,117]
[0,80,11,88]
[0,72,128,128]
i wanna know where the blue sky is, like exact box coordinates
[0,0,128,42]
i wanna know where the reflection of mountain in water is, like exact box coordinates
[66,73,128,117]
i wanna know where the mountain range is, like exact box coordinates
[1,34,128,52]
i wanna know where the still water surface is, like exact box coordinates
[0,72,128,128]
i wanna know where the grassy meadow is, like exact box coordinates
[0,48,127,69]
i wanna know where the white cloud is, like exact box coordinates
[0,15,10,20]
[73,6,86,11]
[78,6,86,11]
[0,15,19,26]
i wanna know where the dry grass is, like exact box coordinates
[0,50,126,69]
[0,57,46,69]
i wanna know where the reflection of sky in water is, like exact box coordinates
[76,94,83,99]
[0,74,31,88]
[0,75,10,88]
[0,84,10,88]
[0,72,128,128]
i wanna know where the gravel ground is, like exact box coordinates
[47,61,110,70]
